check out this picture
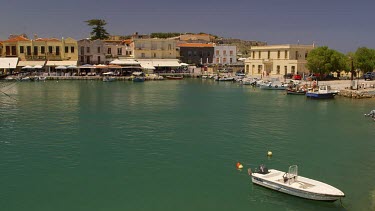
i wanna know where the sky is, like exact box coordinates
[0,0,374,53]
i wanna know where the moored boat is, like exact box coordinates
[166,75,183,80]
[103,76,116,82]
[306,85,338,99]
[249,165,345,201]
[260,82,287,90]
[133,76,145,82]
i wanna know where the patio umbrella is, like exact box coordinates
[34,65,43,69]
[78,64,96,69]
[67,65,78,69]
[179,63,189,66]
[22,65,34,69]
[55,65,67,70]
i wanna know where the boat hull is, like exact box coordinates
[166,76,183,80]
[260,85,286,90]
[133,77,145,82]
[252,176,342,201]
[306,92,335,99]
[287,90,306,95]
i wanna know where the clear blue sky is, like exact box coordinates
[1,0,374,53]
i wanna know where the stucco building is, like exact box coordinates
[132,38,177,59]
[244,44,315,78]
[178,43,214,65]
[213,45,237,65]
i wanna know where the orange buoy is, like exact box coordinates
[236,162,243,169]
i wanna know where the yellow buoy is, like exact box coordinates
[267,151,273,156]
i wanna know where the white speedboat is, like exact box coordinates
[249,165,345,201]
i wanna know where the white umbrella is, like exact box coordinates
[34,65,43,69]
[110,59,139,65]
[55,65,67,70]
[79,64,96,69]
[180,63,189,66]
[103,71,114,75]
[22,65,34,69]
[67,65,78,69]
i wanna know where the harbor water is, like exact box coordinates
[1,79,375,210]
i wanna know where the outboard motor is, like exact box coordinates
[258,164,269,174]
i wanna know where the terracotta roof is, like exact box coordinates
[122,39,132,44]
[3,36,30,42]
[178,43,214,48]
[35,38,60,42]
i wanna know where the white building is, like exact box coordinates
[213,45,237,65]
[244,44,315,78]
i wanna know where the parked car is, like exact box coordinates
[364,72,375,81]
[292,74,302,80]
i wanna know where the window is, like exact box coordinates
[97,47,101,53]
[49,46,53,54]
[285,50,288,59]
[277,65,280,74]
[41,46,45,54]
[252,51,255,58]
[305,52,308,58]
[258,51,261,59]
[117,48,122,55]
[258,65,262,74]
[168,44,172,50]
[230,58,233,63]
[107,48,111,54]
[86,56,90,64]
[216,50,219,55]
[153,53,156,58]
[246,65,249,71]
[230,50,233,56]
[291,66,296,74]
[97,56,101,64]
[284,66,288,74]
[80,56,84,63]
[20,46,24,54]
[223,50,226,55]
[268,51,270,59]
[86,47,90,53]
[34,46,38,55]
[141,53,145,58]
[223,58,227,63]
[80,46,84,54]
[6,46,10,55]
[65,46,69,53]
[295,51,299,59]
[71,46,74,53]
[56,46,60,55]
[277,51,280,59]
[188,51,192,56]
[216,58,219,63]
[11,46,16,55]
[193,51,197,56]
[207,52,210,57]
[27,46,31,55]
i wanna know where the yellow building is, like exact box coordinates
[133,38,177,59]
[1,35,78,68]
[244,44,315,78]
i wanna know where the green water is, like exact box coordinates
[1,79,375,211]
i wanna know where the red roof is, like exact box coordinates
[122,39,132,44]
[178,43,214,48]
[3,36,30,42]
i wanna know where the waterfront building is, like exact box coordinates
[244,44,314,78]
[213,45,237,65]
[132,37,177,59]
[104,39,133,61]
[77,39,105,65]
[178,43,214,65]
[1,34,78,70]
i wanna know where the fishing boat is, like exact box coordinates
[103,76,116,82]
[286,85,307,95]
[133,76,145,82]
[248,165,345,201]
[166,75,183,80]
[306,85,338,99]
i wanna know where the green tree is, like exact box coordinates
[354,47,375,73]
[306,46,348,78]
[85,19,110,40]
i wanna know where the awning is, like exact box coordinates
[0,58,19,69]
[138,61,156,70]
[46,61,77,66]
[137,59,181,67]
[110,59,140,65]
[17,61,46,67]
